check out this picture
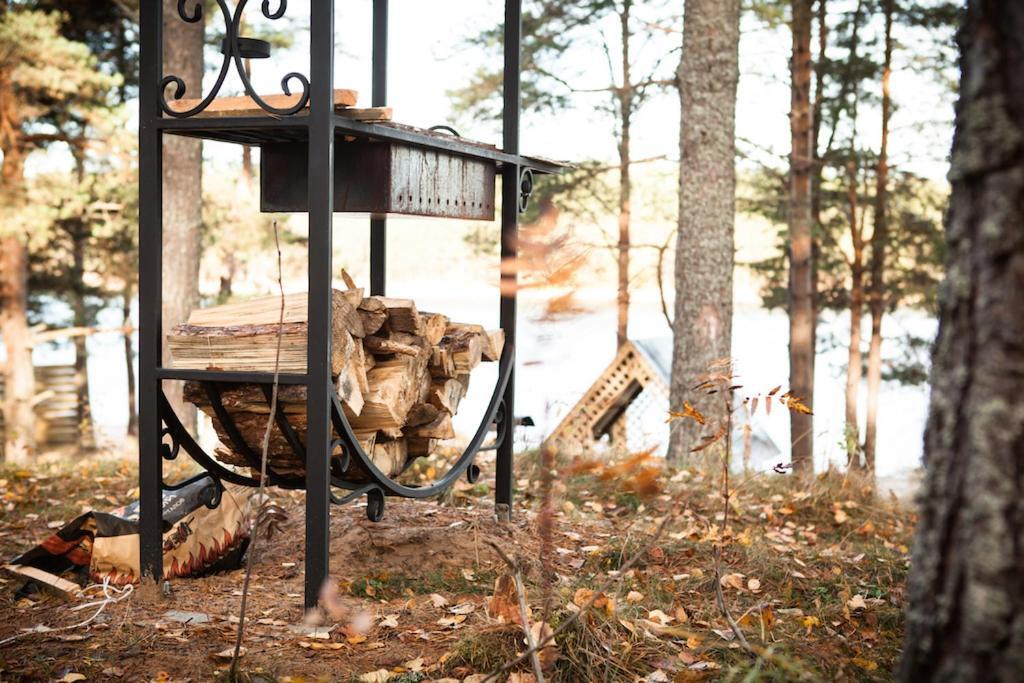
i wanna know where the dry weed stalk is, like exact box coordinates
[669,358,813,659]
[230,220,285,679]
[487,541,547,683]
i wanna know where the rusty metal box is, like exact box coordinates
[260,141,496,220]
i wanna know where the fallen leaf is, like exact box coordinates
[647,609,674,626]
[57,675,86,683]
[378,614,399,629]
[428,593,449,608]
[626,590,645,603]
[449,602,476,615]
[403,657,425,672]
[852,656,878,671]
[720,573,745,591]
[747,578,761,593]
[847,594,868,611]
[530,621,559,670]
[487,575,523,624]
[358,670,393,683]
[437,614,467,628]
[212,646,244,661]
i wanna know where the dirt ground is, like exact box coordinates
[0,452,915,682]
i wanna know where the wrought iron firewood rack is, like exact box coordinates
[138,0,563,608]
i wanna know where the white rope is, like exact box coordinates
[0,577,134,646]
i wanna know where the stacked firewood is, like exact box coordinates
[167,288,502,480]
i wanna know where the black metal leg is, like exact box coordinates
[496,0,521,520]
[304,0,335,610]
[138,0,164,582]
[370,0,388,297]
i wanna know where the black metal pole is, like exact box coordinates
[369,0,388,296]
[304,0,335,610]
[138,0,164,582]
[496,0,521,519]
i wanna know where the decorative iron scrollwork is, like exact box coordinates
[466,463,481,484]
[161,0,309,118]
[160,426,181,460]
[518,168,534,214]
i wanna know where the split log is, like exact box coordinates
[364,335,419,357]
[405,412,454,440]
[167,289,361,374]
[408,438,437,459]
[404,403,441,428]
[484,329,505,361]
[358,297,388,336]
[429,347,457,379]
[375,297,420,333]
[441,330,482,374]
[419,312,450,346]
[430,377,468,415]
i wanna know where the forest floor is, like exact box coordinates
[0,449,915,682]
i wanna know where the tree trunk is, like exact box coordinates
[616,0,633,349]
[899,2,1024,678]
[862,0,894,480]
[123,282,138,437]
[788,0,815,475]
[70,151,94,451]
[844,159,864,468]
[0,38,34,462]
[0,233,34,463]
[161,0,204,426]
[71,221,95,451]
[668,0,739,460]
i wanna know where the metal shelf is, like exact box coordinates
[158,116,566,174]
[155,368,309,384]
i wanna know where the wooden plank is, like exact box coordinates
[3,564,82,599]
[167,88,358,118]
[336,106,392,122]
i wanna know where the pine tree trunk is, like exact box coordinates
[862,0,893,479]
[71,222,94,451]
[668,0,739,459]
[788,0,815,475]
[0,41,34,462]
[900,2,1024,678]
[844,160,864,468]
[123,282,138,437]
[616,0,633,349]
[0,233,34,463]
[161,0,204,426]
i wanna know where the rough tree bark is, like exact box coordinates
[668,0,739,459]
[899,1,1024,679]
[788,0,815,475]
[161,0,203,425]
[862,0,894,479]
[0,1,35,462]
[616,0,633,349]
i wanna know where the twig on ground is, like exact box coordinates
[230,220,285,679]
[487,541,546,683]
[482,508,680,683]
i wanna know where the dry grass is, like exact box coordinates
[0,448,913,682]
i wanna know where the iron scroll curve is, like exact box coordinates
[327,341,515,500]
[161,0,310,118]
[153,342,514,513]
[518,168,534,214]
